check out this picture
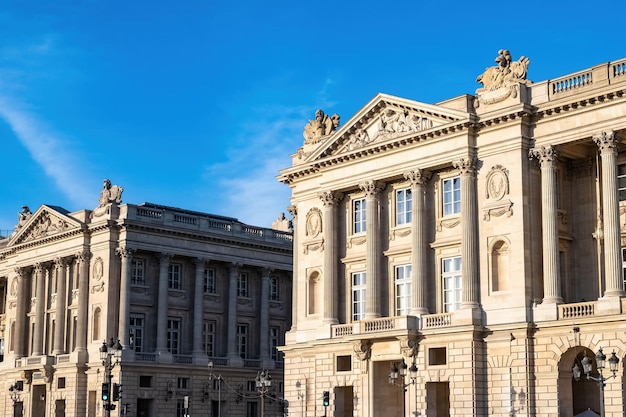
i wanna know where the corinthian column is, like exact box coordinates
[156,253,171,353]
[192,258,207,357]
[117,247,134,349]
[593,131,625,297]
[529,146,563,304]
[53,258,69,355]
[359,180,385,319]
[287,205,298,331]
[226,263,241,361]
[14,267,27,359]
[453,158,480,308]
[259,267,272,363]
[32,263,46,356]
[404,169,431,315]
[76,250,91,353]
[319,191,343,323]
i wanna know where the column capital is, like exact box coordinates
[228,262,242,275]
[358,180,385,197]
[75,250,92,264]
[319,190,344,207]
[33,262,45,274]
[193,257,209,268]
[14,266,26,278]
[453,157,478,176]
[593,130,619,153]
[403,169,431,186]
[54,257,70,269]
[156,253,173,262]
[529,145,557,165]
[258,267,274,278]
[116,246,135,259]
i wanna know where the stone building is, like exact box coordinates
[0,183,293,417]
[278,52,626,416]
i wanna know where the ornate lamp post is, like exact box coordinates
[572,347,620,417]
[100,338,123,417]
[389,359,418,417]
[256,370,272,417]
[8,382,23,417]
[208,361,223,417]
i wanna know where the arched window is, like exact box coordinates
[92,307,101,341]
[490,239,510,292]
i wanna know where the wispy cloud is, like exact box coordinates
[0,96,93,207]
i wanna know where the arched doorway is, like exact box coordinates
[559,346,601,416]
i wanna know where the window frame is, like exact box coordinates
[237,323,249,359]
[351,272,366,321]
[269,276,280,301]
[442,176,461,217]
[442,256,462,312]
[396,187,413,226]
[168,263,182,290]
[130,313,145,352]
[395,264,412,316]
[167,317,182,355]
[203,268,217,294]
[131,258,146,286]
[353,198,367,234]
[203,320,216,357]
[237,272,249,298]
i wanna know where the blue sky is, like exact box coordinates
[1,0,624,234]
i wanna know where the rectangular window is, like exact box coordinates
[395,265,412,316]
[353,198,366,234]
[352,272,366,321]
[176,399,185,417]
[203,321,215,357]
[269,276,279,301]
[442,257,462,312]
[246,401,258,417]
[139,376,153,388]
[131,259,146,285]
[270,326,280,361]
[168,263,182,290]
[177,378,190,389]
[167,318,181,355]
[396,188,412,225]
[204,268,216,294]
[619,164,626,201]
[442,177,461,216]
[237,273,249,297]
[130,313,145,352]
[237,324,248,359]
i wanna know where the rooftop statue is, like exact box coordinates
[303,109,340,145]
[93,178,124,217]
[475,50,531,106]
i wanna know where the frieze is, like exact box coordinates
[20,212,72,242]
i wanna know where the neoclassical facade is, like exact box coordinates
[0,185,293,417]
[279,52,626,416]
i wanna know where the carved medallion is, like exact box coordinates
[93,257,104,281]
[486,165,509,201]
[305,208,322,238]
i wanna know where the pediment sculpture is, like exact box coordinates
[303,109,340,145]
[476,49,531,106]
[13,205,32,233]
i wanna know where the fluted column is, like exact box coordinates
[360,180,385,319]
[453,158,480,308]
[529,146,563,304]
[404,169,431,315]
[192,258,207,356]
[319,191,343,323]
[76,250,91,352]
[226,263,241,360]
[117,247,134,349]
[287,205,298,331]
[594,130,625,297]
[53,258,69,355]
[259,267,272,362]
[32,263,46,356]
[14,267,27,359]
[156,253,171,353]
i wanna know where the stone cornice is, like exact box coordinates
[533,87,626,122]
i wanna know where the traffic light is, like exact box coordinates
[101,382,110,401]
[322,391,330,407]
[112,383,121,401]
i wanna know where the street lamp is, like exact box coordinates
[208,361,223,417]
[100,338,123,417]
[256,370,272,417]
[572,347,620,417]
[389,359,418,417]
[9,381,23,416]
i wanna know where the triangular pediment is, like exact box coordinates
[8,205,83,246]
[300,93,471,163]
